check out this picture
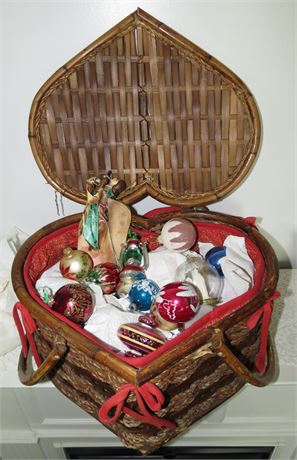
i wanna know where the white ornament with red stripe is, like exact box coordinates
[159,218,197,252]
[152,281,200,330]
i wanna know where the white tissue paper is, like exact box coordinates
[199,235,254,302]
[145,247,187,287]
[84,305,140,353]
[0,228,29,355]
[35,234,255,354]
[36,264,79,295]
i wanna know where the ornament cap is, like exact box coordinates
[63,247,73,258]
[129,302,139,312]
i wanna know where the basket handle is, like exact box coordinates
[18,337,68,386]
[210,328,275,387]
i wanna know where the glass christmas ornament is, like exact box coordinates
[51,283,95,325]
[159,218,197,252]
[37,286,54,305]
[117,322,167,355]
[175,255,223,305]
[128,279,160,312]
[152,281,200,331]
[138,313,159,328]
[116,266,146,297]
[59,247,93,281]
[119,236,149,269]
[86,262,121,294]
[205,246,226,277]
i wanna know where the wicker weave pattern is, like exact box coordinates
[35,318,256,454]
[30,9,260,206]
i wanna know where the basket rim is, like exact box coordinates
[12,211,278,385]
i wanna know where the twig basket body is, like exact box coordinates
[12,9,279,455]
[12,210,278,454]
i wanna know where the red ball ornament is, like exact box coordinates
[159,218,197,252]
[152,281,200,330]
[52,284,95,325]
[86,262,120,294]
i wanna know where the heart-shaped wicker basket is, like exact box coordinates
[12,9,278,454]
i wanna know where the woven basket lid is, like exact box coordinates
[29,8,261,207]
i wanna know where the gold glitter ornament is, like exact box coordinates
[59,247,93,281]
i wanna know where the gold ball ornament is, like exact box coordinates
[59,247,93,281]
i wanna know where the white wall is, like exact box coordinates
[0,4,4,239]
[1,0,296,267]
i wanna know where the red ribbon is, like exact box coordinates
[13,303,42,367]
[246,291,280,374]
[98,382,176,430]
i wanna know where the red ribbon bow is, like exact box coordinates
[246,291,280,374]
[13,302,42,367]
[98,382,176,430]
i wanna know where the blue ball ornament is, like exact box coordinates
[205,246,227,277]
[128,279,160,312]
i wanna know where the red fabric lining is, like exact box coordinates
[28,223,78,284]
[23,213,266,369]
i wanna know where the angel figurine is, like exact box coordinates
[77,172,131,266]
